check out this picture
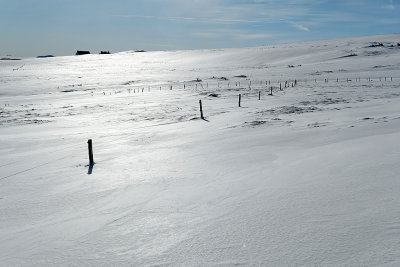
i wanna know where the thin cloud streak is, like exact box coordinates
[291,22,310,32]
[193,29,275,40]
[116,14,260,24]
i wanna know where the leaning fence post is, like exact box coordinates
[199,100,204,119]
[87,139,94,166]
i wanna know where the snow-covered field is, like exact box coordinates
[1,34,400,266]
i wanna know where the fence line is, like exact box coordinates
[1,76,399,181]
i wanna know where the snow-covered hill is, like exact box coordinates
[1,34,400,266]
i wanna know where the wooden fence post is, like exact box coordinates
[239,94,241,107]
[258,91,261,100]
[87,139,94,166]
[199,100,204,119]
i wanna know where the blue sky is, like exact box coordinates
[0,0,399,57]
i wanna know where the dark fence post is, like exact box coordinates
[258,91,261,100]
[199,100,204,119]
[88,139,94,166]
[239,94,241,107]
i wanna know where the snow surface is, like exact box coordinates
[1,34,400,266]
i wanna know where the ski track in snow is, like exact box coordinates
[1,34,400,266]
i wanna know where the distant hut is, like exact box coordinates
[76,50,90,55]
[100,51,110,54]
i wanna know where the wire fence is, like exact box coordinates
[1,75,399,181]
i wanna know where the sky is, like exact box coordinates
[0,0,399,57]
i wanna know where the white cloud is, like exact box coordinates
[291,22,310,32]
[193,29,274,40]
[381,4,396,9]
[116,14,260,24]
[117,0,398,37]
[382,0,396,9]
[118,0,321,26]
